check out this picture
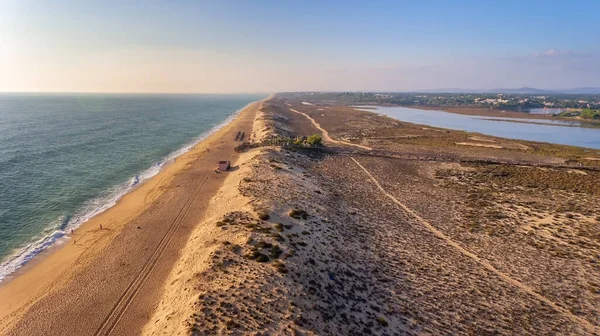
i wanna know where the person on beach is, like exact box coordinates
[100,224,103,230]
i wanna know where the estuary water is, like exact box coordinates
[0,93,266,281]
[357,106,600,150]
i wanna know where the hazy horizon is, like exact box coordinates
[1,87,600,95]
[2,0,600,93]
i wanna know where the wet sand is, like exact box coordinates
[0,96,268,336]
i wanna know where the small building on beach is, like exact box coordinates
[218,160,231,171]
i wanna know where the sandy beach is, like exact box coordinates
[0,96,268,335]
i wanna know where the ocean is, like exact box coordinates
[0,93,266,282]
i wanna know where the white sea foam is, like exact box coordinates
[0,102,251,283]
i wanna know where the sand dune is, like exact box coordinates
[142,97,600,335]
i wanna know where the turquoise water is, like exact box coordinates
[358,106,600,150]
[0,93,265,281]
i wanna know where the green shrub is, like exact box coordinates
[376,317,388,327]
[306,134,323,146]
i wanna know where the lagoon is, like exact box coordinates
[357,106,600,150]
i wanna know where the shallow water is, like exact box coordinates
[528,108,566,114]
[0,93,265,281]
[475,115,589,127]
[357,106,600,150]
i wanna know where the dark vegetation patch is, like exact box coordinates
[289,209,309,220]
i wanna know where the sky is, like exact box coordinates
[1,0,600,93]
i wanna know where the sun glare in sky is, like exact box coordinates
[1,0,599,93]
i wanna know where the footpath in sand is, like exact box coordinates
[288,107,372,150]
[0,97,267,336]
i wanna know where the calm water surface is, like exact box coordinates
[528,108,566,115]
[357,106,600,150]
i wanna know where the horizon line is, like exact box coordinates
[2,88,600,95]
[0,91,273,95]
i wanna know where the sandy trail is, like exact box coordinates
[289,108,372,150]
[350,156,599,335]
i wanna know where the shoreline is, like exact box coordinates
[351,103,600,128]
[0,95,270,335]
[0,99,259,285]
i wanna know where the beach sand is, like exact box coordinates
[0,96,268,336]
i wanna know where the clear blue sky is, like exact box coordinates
[1,0,599,92]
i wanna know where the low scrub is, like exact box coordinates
[306,134,323,146]
[289,209,309,220]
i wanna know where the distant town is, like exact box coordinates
[280,92,600,119]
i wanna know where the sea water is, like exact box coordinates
[0,93,266,282]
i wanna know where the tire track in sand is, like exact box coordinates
[350,156,599,335]
[94,172,211,336]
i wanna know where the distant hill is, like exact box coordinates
[418,88,472,93]
[488,87,555,94]
[418,87,600,94]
